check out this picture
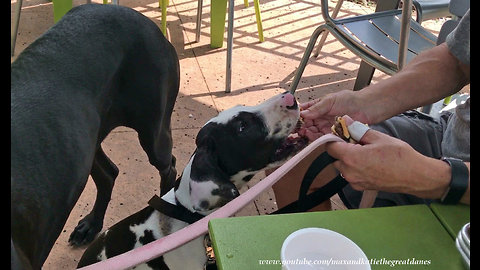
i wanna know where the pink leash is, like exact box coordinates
[78,134,343,270]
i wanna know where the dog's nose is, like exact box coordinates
[217,184,240,200]
[282,93,298,110]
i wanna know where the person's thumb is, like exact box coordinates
[342,115,382,144]
[356,127,385,145]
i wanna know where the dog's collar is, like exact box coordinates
[148,194,205,224]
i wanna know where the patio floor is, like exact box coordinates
[11,0,445,268]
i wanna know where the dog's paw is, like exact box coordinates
[68,215,102,246]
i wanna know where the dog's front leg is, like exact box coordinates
[160,156,177,196]
[69,147,119,246]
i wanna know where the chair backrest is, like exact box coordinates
[412,0,450,23]
[321,0,415,70]
[449,0,469,18]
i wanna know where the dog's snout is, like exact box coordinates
[231,188,240,198]
[282,93,298,110]
[221,185,239,200]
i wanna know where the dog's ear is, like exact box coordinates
[190,147,240,212]
[191,147,223,184]
[195,122,218,151]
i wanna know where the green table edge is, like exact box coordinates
[429,203,470,239]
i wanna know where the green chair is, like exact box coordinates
[157,0,264,43]
[53,0,74,23]
[199,0,265,93]
[11,0,112,56]
[11,0,264,93]
[157,0,169,35]
[201,0,264,45]
[11,0,75,56]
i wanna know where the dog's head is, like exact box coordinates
[176,92,307,215]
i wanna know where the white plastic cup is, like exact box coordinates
[280,228,370,270]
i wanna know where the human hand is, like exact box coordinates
[298,90,369,142]
[325,115,450,198]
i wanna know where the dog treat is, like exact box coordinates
[294,118,304,133]
[331,116,356,143]
[275,135,309,161]
[276,118,309,161]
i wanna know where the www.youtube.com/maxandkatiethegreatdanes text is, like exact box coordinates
[259,257,432,267]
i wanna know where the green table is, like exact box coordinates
[209,205,468,269]
[430,203,470,239]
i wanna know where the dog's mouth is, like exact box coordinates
[273,119,308,162]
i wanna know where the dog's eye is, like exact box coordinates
[239,121,246,132]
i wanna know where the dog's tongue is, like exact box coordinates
[283,93,295,107]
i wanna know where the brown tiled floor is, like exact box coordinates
[11,0,445,268]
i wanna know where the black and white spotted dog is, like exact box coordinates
[77,92,307,269]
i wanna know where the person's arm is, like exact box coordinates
[355,43,470,124]
[300,42,470,138]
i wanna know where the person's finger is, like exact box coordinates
[301,118,314,128]
[355,127,386,145]
[299,99,321,110]
[306,125,320,134]
[325,141,350,160]
[349,183,366,191]
[341,115,371,143]
[332,160,367,191]
[297,127,306,137]
[305,129,322,142]
[300,101,329,119]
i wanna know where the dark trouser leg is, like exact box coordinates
[340,110,450,208]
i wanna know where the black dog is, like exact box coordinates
[11,4,179,269]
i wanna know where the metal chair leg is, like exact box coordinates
[421,95,452,115]
[313,0,343,57]
[195,0,203,42]
[225,0,234,93]
[421,104,433,114]
[353,61,375,90]
[11,0,23,56]
[397,0,412,70]
[289,25,329,94]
